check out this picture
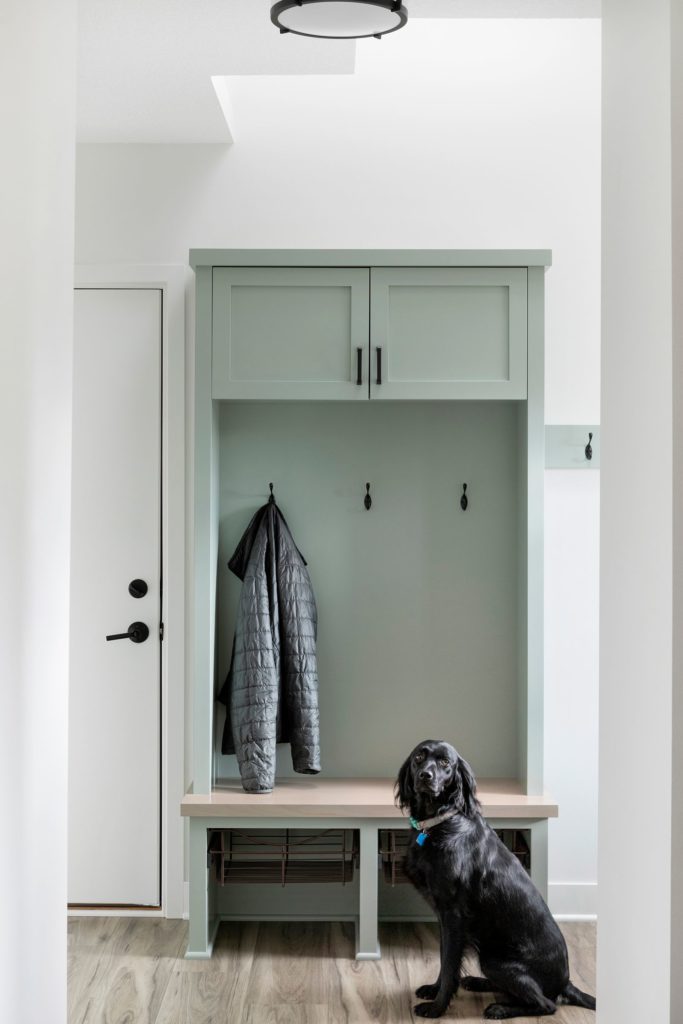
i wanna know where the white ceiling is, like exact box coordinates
[77,0,600,143]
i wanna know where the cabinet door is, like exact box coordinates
[369,268,527,399]
[212,267,370,399]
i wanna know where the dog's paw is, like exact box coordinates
[415,984,440,999]
[483,1004,510,1020]
[414,1001,446,1018]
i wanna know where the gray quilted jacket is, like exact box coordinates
[217,500,321,793]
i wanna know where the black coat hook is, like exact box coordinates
[364,483,372,510]
[585,433,593,461]
[460,483,468,511]
[268,482,275,504]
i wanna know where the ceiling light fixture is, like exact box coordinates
[271,1,408,41]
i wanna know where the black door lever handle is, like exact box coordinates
[106,621,150,644]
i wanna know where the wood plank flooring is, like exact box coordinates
[68,918,596,1024]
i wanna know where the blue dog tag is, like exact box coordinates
[416,831,428,846]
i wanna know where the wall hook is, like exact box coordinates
[460,483,468,511]
[268,482,275,504]
[585,433,593,461]
[364,483,372,510]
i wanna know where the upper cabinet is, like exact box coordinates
[212,267,370,400]
[211,264,527,401]
[369,268,527,400]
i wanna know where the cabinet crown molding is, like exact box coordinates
[189,249,553,270]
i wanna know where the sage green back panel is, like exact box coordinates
[215,401,520,782]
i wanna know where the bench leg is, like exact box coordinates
[529,819,549,901]
[186,820,219,959]
[356,823,381,960]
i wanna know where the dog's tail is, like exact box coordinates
[558,981,596,1010]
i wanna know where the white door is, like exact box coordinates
[68,288,162,906]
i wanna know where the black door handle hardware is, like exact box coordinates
[376,347,383,386]
[128,579,148,599]
[356,347,363,386]
[585,432,593,461]
[106,621,150,644]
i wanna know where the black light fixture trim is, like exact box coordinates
[271,0,408,40]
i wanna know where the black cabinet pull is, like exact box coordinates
[376,347,383,386]
[356,347,363,386]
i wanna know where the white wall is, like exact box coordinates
[0,2,76,1022]
[544,470,599,915]
[600,1,680,1021]
[75,17,601,913]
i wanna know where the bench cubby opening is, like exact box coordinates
[379,827,532,887]
[208,827,359,886]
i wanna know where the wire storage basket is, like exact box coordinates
[379,828,532,885]
[208,828,359,887]
[495,828,531,871]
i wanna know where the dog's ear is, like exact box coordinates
[455,756,480,817]
[394,755,415,812]
[440,754,479,817]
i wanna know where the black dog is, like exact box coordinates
[395,739,596,1019]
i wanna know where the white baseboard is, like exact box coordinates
[548,882,597,918]
[67,907,165,918]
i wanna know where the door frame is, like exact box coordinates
[72,264,187,918]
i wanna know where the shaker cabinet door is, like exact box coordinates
[212,267,370,400]
[369,268,528,399]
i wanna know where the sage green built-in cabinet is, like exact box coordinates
[211,263,528,401]
[187,249,551,959]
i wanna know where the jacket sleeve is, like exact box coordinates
[276,517,321,775]
[229,523,280,793]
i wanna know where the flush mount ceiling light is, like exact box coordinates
[271,1,408,40]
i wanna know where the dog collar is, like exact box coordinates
[409,809,459,846]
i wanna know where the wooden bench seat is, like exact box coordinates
[181,777,558,820]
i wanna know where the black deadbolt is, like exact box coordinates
[129,578,148,599]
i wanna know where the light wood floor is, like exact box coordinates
[68,918,596,1024]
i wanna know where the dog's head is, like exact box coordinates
[394,739,480,819]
